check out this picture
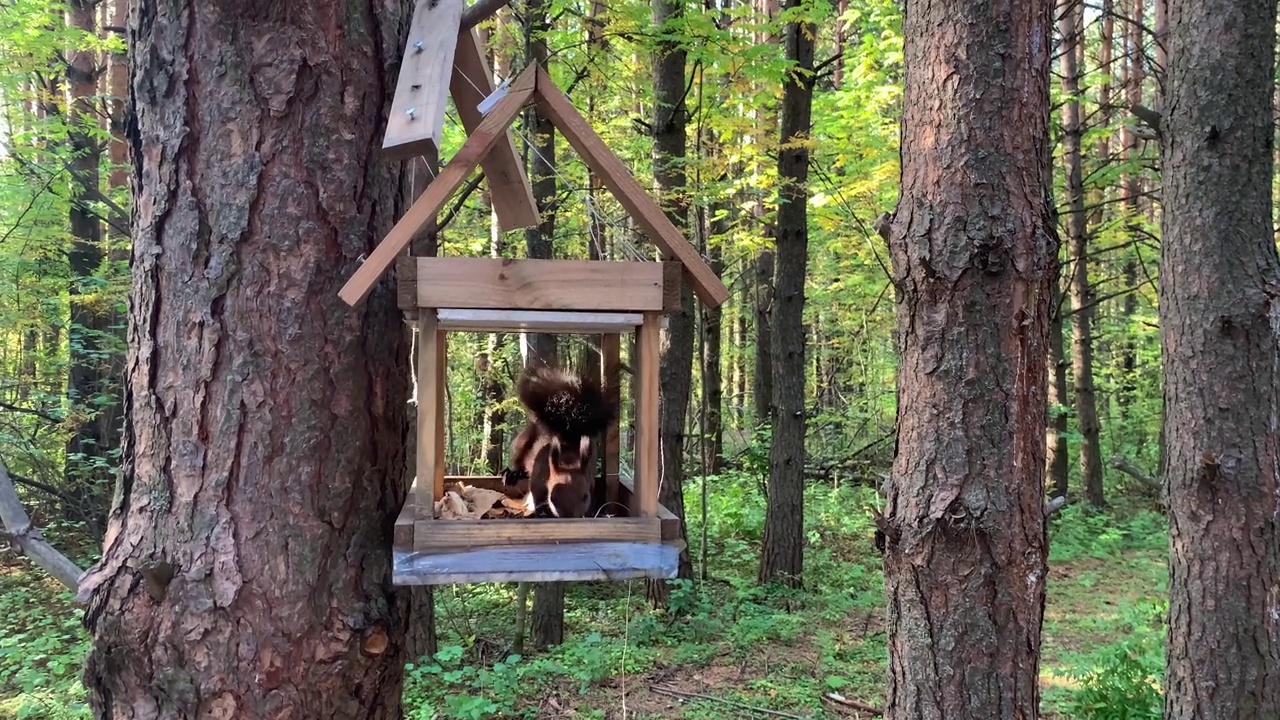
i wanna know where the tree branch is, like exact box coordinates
[1045,495,1070,517]
[461,0,512,30]
[0,457,85,594]
[0,401,63,425]
[1109,455,1162,491]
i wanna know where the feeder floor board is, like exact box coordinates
[392,541,679,585]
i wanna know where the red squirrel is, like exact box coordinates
[500,365,615,518]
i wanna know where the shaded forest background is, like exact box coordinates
[0,0,1262,716]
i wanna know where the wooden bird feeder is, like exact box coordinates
[340,8,730,585]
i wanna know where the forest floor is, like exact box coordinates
[1,475,1167,720]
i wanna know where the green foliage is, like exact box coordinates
[0,564,91,719]
[1060,600,1166,720]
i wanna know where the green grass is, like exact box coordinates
[0,478,1169,719]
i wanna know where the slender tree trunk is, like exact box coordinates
[1115,0,1144,409]
[704,232,725,475]
[523,0,558,365]
[752,249,775,426]
[648,0,696,607]
[403,153,442,663]
[78,1,413,715]
[832,0,847,89]
[1060,0,1105,508]
[757,0,814,588]
[734,287,747,412]
[1046,281,1069,499]
[520,0,567,646]
[1160,0,1280,715]
[882,0,1054,714]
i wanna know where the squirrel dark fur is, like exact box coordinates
[501,366,616,518]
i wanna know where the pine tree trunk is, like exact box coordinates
[1160,0,1280,715]
[1046,281,1069,499]
[704,234,725,475]
[752,249,775,427]
[405,153,440,663]
[65,0,122,521]
[1059,0,1105,508]
[78,1,414,715]
[882,0,1054,714]
[522,0,567,641]
[648,0,696,607]
[757,0,814,588]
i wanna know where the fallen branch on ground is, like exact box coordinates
[650,684,810,719]
[821,691,883,716]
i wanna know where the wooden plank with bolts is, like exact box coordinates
[415,516,660,549]
[382,0,465,160]
[339,64,537,307]
[414,310,447,552]
[531,66,730,309]
[415,257,665,311]
[451,28,539,231]
[436,308,643,334]
[633,312,661,519]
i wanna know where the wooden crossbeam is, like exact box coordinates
[339,64,537,307]
[451,29,539,231]
[531,66,731,309]
[382,0,465,159]
[413,257,666,311]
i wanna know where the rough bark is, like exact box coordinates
[1160,0,1280,715]
[648,0,696,606]
[882,0,1055,715]
[1059,0,1105,508]
[65,0,122,522]
[77,1,414,716]
[757,0,813,588]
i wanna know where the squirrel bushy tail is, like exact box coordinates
[516,366,615,440]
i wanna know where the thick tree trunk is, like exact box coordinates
[757,0,813,588]
[78,1,413,716]
[65,0,122,523]
[1059,0,1105,508]
[1160,0,1280,715]
[648,0,696,606]
[882,0,1054,715]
